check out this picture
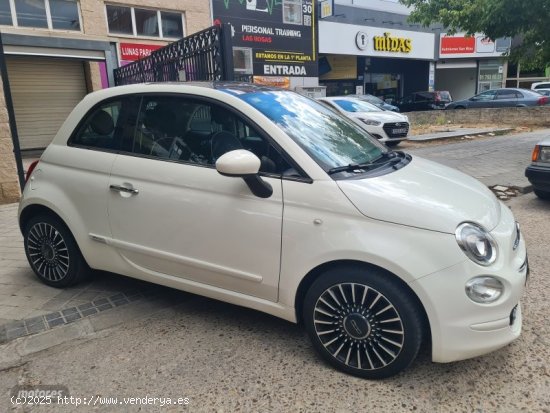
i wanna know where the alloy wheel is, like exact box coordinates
[26,222,70,282]
[313,282,404,370]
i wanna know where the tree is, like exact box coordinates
[399,0,549,69]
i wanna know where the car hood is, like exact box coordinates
[336,156,501,233]
[347,111,407,122]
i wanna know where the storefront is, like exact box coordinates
[318,21,435,100]
[436,34,511,100]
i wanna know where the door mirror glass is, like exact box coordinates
[215,149,261,177]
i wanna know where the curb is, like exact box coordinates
[0,291,181,369]
[408,128,514,142]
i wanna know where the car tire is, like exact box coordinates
[534,189,550,200]
[23,214,90,288]
[303,265,424,379]
[385,141,401,148]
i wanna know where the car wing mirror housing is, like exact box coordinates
[215,150,273,198]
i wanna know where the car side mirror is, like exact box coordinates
[215,150,273,198]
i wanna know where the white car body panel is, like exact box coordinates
[338,156,501,233]
[19,83,527,364]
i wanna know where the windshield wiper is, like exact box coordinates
[327,151,400,175]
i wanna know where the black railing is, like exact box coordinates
[114,24,234,86]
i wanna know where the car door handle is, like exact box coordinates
[109,185,139,195]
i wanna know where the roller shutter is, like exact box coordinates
[6,57,88,150]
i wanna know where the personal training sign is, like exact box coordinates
[211,0,318,77]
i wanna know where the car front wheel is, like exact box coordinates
[23,214,89,288]
[303,265,424,379]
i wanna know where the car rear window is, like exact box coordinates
[437,91,452,102]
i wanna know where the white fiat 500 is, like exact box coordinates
[19,83,527,379]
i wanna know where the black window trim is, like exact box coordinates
[67,92,313,184]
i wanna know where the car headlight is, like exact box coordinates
[455,222,498,266]
[361,119,382,126]
[465,276,504,303]
[532,145,550,162]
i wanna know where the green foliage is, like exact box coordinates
[400,0,549,68]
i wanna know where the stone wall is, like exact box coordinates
[0,72,20,205]
[407,106,550,128]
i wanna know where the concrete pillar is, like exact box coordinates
[0,71,21,204]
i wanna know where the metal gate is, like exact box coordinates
[114,24,234,86]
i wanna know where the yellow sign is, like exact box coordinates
[373,32,412,53]
[319,55,357,80]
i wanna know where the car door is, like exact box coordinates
[107,94,285,302]
[399,94,414,112]
[494,89,518,107]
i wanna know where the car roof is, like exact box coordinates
[86,81,283,101]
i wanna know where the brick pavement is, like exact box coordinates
[407,129,550,189]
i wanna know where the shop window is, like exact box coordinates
[106,4,184,39]
[0,1,12,25]
[135,8,158,37]
[49,0,80,30]
[14,0,48,28]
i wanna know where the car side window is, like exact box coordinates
[475,90,497,101]
[71,97,140,151]
[131,95,291,175]
[496,90,517,100]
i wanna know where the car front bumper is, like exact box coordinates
[525,164,550,192]
[409,203,527,363]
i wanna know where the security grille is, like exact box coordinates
[114,24,234,85]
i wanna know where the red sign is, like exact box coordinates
[440,36,475,54]
[119,43,163,61]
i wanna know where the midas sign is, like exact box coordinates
[373,32,412,53]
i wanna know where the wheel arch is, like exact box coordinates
[294,259,431,343]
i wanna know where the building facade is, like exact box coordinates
[318,0,436,100]
[0,0,211,203]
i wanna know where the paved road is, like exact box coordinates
[0,193,548,412]
[406,129,549,189]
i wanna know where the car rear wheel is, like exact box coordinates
[534,189,550,200]
[303,265,424,379]
[23,214,89,288]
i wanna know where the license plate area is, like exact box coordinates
[392,128,407,134]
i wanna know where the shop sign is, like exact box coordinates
[119,43,163,61]
[319,55,357,80]
[211,0,318,77]
[373,32,412,53]
[253,76,290,88]
[439,34,511,58]
[319,21,435,60]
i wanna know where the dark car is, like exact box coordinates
[397,91,452,112]
[349,94,400,112]
[446,88,549,109]
[525,139,550,200]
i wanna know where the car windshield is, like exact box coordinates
[237,91,387,171]
[331,99,382,113]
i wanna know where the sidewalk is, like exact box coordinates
[0,203,171,343]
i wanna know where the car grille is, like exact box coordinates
[383,122,409,138]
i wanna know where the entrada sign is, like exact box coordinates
[373,32,412,53]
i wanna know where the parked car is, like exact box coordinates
[20,82,527,379]
[397,91,452,112]
[525,139,550,200]
[318,96,409,147]
[531,81,550,93]
[348,94,400,112]
[446,88,549,109]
